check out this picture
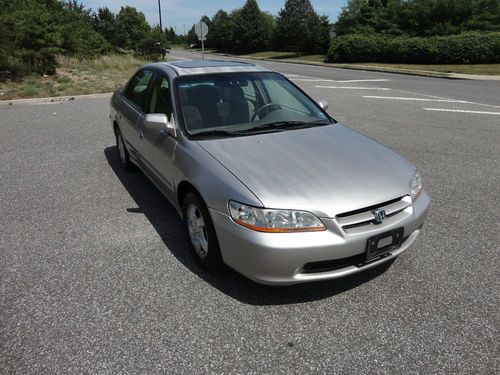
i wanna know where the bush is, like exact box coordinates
[327,32,500,64]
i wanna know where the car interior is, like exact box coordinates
[179,82,256,131]
[148,78,173,117]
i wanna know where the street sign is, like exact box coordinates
[195,21,208,41]
[194,21,209,60]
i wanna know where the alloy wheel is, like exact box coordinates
[186,203,209,258]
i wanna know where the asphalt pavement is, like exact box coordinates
[1,50,499,374]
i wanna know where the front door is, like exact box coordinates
[119,69,154,160]
[138,73,178,201]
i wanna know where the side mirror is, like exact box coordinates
[144,113,177,138]
[317,99,329,111]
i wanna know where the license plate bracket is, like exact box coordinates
[366,228,404,261]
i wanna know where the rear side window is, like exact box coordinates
[125,70,153,110]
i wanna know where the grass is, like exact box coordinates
[242,51,326,63]
[240,51,500,75]
[0,54,152,100]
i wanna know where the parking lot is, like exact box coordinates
[1,52,499,373]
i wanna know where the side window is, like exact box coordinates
[125,70,153,110]
[147,75,173,117]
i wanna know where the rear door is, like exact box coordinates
[138,71,178,199]
[118,69,154,160]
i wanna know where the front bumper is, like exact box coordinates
[209,192,430,285]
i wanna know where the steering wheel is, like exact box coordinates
[251,103,282,122]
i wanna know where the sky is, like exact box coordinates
[81,0,346,34]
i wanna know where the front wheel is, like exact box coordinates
[182,192,223,270]
[115,128,132,170]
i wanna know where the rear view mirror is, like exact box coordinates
[317,99,329,111]
[215,79,249,87]
[144,113,177,138]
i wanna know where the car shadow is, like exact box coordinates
[104,146,393,306]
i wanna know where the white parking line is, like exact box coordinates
[316,86,391,90]
[394,89,500,109]
[334,79,389,83]
[364,96,472,103]
[293,78,389,83]
[170,56,192,61]
[291,78,334,82]
[423,108,500,115]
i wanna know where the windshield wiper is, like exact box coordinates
[237,120,329,134]
[190,129,239,138]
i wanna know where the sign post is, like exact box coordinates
[194,21,209,60]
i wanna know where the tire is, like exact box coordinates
[115,128,132,170]
[182,191,223,270]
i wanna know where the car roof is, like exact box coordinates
[146,60,273,76]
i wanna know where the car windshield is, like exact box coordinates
[175,72,332,138]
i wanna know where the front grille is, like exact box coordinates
[302,253,366,273]
[301,235,410,274]
[336,196,411,233]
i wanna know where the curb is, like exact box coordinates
[0,92,112,105]
[241,56,455,79]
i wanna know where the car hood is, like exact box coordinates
[197,124,415,218]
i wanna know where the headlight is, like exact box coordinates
[410,170,423,202]
[229,201,326,233]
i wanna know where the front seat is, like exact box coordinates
[225,86,250,125]
[186,84,220,128]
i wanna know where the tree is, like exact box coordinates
[262,12,277,50]
[274,0,329,54]
[166,27,177,44]
[187,25,199,46]
[113,6,151,50]
[310,15,331,55]
[465,0,500,32]
[335,0,500,37]
[201,15,212,28]
[209,10,234,51]
[231,0,273,52]
[93,7,116,45]
[137,26,169,58]
[59,1,108,57]
[0,0,63,76]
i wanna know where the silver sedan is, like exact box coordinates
[110,60,430,285]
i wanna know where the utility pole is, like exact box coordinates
[183,24,186,35]
[157,0,163,31]
[158,0,164,59]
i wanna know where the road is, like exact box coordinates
[1,50,499,374]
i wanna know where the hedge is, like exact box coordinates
[326,32,500,64]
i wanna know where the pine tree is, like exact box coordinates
[232,0,273,52]
[275,0,329,54]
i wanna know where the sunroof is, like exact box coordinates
[169,60,253,68]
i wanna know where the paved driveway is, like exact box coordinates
[1,58,499,373]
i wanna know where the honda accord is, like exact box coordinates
[109,60,430,285]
